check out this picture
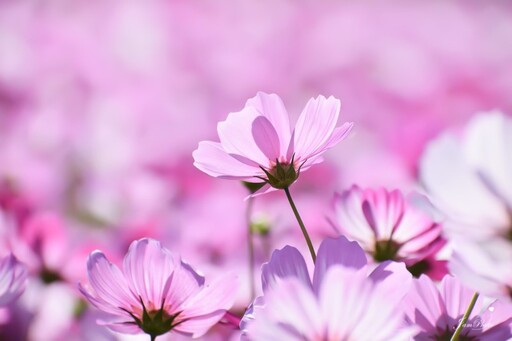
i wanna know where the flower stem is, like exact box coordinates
[246,196,256,299]
[283,187,316,263]
[150,335,157,341]
[450,292,479,341]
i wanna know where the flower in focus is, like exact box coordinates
[0,253,27,306]
[404,275,512,340]
[420,111,512,297]
[242,236,415,340]
[331,185,445,277]
[79,238,237,339]
[193,92,353,193]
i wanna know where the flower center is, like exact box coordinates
[258,155,301,189]
[124,298,178,339]
[373,239,401,262]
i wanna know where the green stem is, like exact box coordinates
[450,292,479,341]
[150,335,157,341]
[283,187,316,263]
[246,196,256,299]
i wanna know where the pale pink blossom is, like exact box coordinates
[193,92,353,193]
[242,236,415,340]
[420,112,512,297]
[0,253,27,306]
[331,186,445,273]
[79,238,237,339]
[404,275,512,340]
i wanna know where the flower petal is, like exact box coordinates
[174,274,237,337]
[122,238,176,310]
[217,106,270,166]
[246,92,291,156]
[291,95,341,160]
[312,236,367,293]
[261,245,311,292]
[84,251,138,316]
[193,141,262,180]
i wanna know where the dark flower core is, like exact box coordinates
[123,298,179,339]
[373,239,401,262]
[258,155,302,189]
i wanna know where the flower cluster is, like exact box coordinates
[1,1,512,340]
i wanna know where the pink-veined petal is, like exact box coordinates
[291,95,340,160]
[122,238,176,310]
[84,251,139,315]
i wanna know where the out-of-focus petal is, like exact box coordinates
[312,236,367,293]
[261,245,311,292]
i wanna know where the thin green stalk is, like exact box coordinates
[450,292,479,341]
[246,196,256,299]
[283,187,316,263]
[150,335,157,341]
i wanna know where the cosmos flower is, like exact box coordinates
[79,238,237,340]
[193,92,353,193]
[420,112,512,297]
[0,253,27,306]
[331,185,445,275]
[404,275,512,340]
[241,236,415,340]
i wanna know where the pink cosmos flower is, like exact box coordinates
[404,275,512,340]
[420,112,512,298]
[331,185,445,275]
[0,253,27,306]
[193,92,353,193]
[242,236,415,340]
[79,238,237,340]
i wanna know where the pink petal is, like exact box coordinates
[84,251,139,315]
[122,238,176,309]
[246,92,291,156]
[193,141,262,180]
[333,186,376,250]
[251,116,281,161]
[369,261,412,301]
[163,260,204,313]
[403,275,445,332]
[312,236,367,293]
[291,95,340,160]
[362,187,404,239]
[420,133,508,233]
[174,274,237,337]
[261,245,311,292]
[319,266,405,340]
[439,275,481,328]
[252,278,323,339]
[217,106,270,167]
[0,254,27,306]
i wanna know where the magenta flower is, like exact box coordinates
[331,185,445,275]
[404,275,512,340]
[0,253,28,306]
[193,92,353,193]
[79,238,237,340]
[242,236,415,340]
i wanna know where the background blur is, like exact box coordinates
[1,1,512,340]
